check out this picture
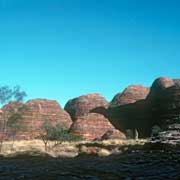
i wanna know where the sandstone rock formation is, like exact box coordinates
[108,99,152,137]
[110,85,150,107]
[150,77,175,91]
[148,79,180,128]
[108,85,151,137]
[1,76,179,140]
[0,99,72,140]
[174,79,180,86]
[25,99,72,129]
[108,77,180,138]
[70,113,125,140]
[64,94,109,121]
[147,77,175,102]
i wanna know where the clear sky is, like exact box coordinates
[0,0,180,107]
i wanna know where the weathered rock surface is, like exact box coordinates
[108,77,180,138]
[70,113,124,140]
[111,85,150,107]
[25,99,72,129]
[108,100,152,137]
[1,76,180,140]
[65,94,109,121]
[149,123,180,149]
[108,85,152,137]
[148,79,180,128]
[0,99,72,140]
[151,77,175,90]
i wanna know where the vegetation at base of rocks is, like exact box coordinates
[0,86,27,152]
[40,120,82,150]
[0,139,147,158]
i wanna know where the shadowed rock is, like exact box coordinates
[108,85,151,137]
[108,77,180,138]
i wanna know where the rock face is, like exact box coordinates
[70,113,124,141]
[108,100,152,137]
[108,77,180,138]
[148,79,180,128]
[1,76,179,140]
[0,99,72,140]
[108,85,151,137]
[25,99,72,129]
[64,94,109,121]
[150,77,175,91]
[150,123,180,146]
[0,97,125,141]
[111,85,150,107]
[147,77,175,103]
[66,94,125,141]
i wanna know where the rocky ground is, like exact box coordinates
[0,150,180,180]
[0,139,180,179]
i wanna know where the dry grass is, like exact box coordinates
[0,139,148,158]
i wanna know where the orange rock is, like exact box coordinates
[70,113,125,141]
[111,85,150,107]
[0,99,72,140]
[65,94,109,120]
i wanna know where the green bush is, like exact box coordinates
[40,120,82,150]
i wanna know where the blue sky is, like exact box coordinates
[0,0,180,107]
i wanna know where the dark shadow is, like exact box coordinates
[90,106,109,117]
[0,148,180,179]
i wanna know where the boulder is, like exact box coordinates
[110,85,150,107]
[147,77,175,102]
[108,77,180,138]
[151,77,175,91]
[0,99,72,140]
[70,113,125,141]
[108,100,152,137]
[25,99,72,129]
[108,85,151,137]
[148,83,180,128]
[65,94,109,121]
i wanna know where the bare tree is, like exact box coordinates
[0,86,27,152]
[7,112,25,150]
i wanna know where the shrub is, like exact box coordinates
[40,120,82,150]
